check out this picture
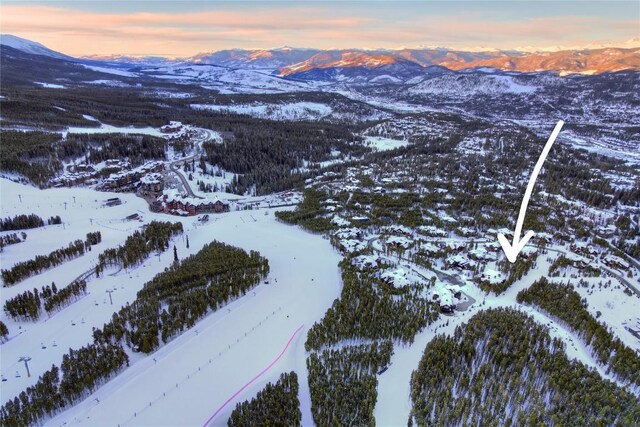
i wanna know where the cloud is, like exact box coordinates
[1,4,636,56]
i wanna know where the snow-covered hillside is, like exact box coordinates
[140,64,323,94]
[0,179,342,426]
[191,102,332,121]
[0,34,72,60]
[409,74,537,95]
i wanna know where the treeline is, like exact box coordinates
[228,372,301,427]
[85,231,102,246]
[0,343,129,427]
[0,131,63,185]
[4,289,41,321]
[96,221,182,273]
[305,259,438,351]
[2,231,101,286]
[4,280,87,321]
[44,280,87,314]
[0,232,26,252]
[67,133,167,166]
[548,254,601,277]
[478,254,537,294]
[93,240,269,353]
[0,129,166,186]
[308,341,393,426]
[1,232,264,425]
[202,118,366,195]
[410,308,640,426]
[275,189,334,233]
[0,214,61,231]
[517,277,640,387]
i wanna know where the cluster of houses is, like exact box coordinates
[97,162,165,192]
[52,159,133,188]
[160,121,200,143]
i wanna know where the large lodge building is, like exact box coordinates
[152,193,230,216]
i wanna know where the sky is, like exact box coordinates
[1,1,638,57]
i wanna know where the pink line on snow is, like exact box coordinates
[202,323,305,426]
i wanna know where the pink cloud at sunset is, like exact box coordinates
[1,2,638,57]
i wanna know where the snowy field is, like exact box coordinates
[363,136,410,152]
[65,122,165,138]
[191,102,332,121]
[0,178,342,426]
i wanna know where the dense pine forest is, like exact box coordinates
[0,214,61,231]
[409,308,640,426]
[2,231,101,286]
[517,278,640,387]
[68,133,167,166]
[306,260,438,351]
[307,341,393,426]
[95,221,182,274]
[0,131,63,184]
[94,240,269,352]
[275,189,335,233]
[203,119,366,195]
[228,372,302,427]
[0,342,129,427]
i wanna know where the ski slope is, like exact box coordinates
[0,179,343,426]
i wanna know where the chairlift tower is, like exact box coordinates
[19,356,31,377]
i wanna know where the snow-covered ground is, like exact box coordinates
[2,175,638,426]
[65,123,165,138]
[409,74,537,95]
[0,179,342,426]
[191,102,332,121]
[35,82,65,89]
[141,64,323,94]
[374,247,639,425]
[80,64,138,78]
[363,136,409,152]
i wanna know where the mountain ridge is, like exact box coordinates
[2,34,639,76]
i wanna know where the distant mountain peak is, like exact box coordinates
[0,34,71,60]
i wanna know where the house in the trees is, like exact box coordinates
[386,235,412,249]
[469,247,492,261]
[602,255,630,271]
[447,254,471,270]
[351,216,370,224]
[570,242,598,258]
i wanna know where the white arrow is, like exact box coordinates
[498,120,564,263]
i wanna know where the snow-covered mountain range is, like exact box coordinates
[3,34,637,76]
